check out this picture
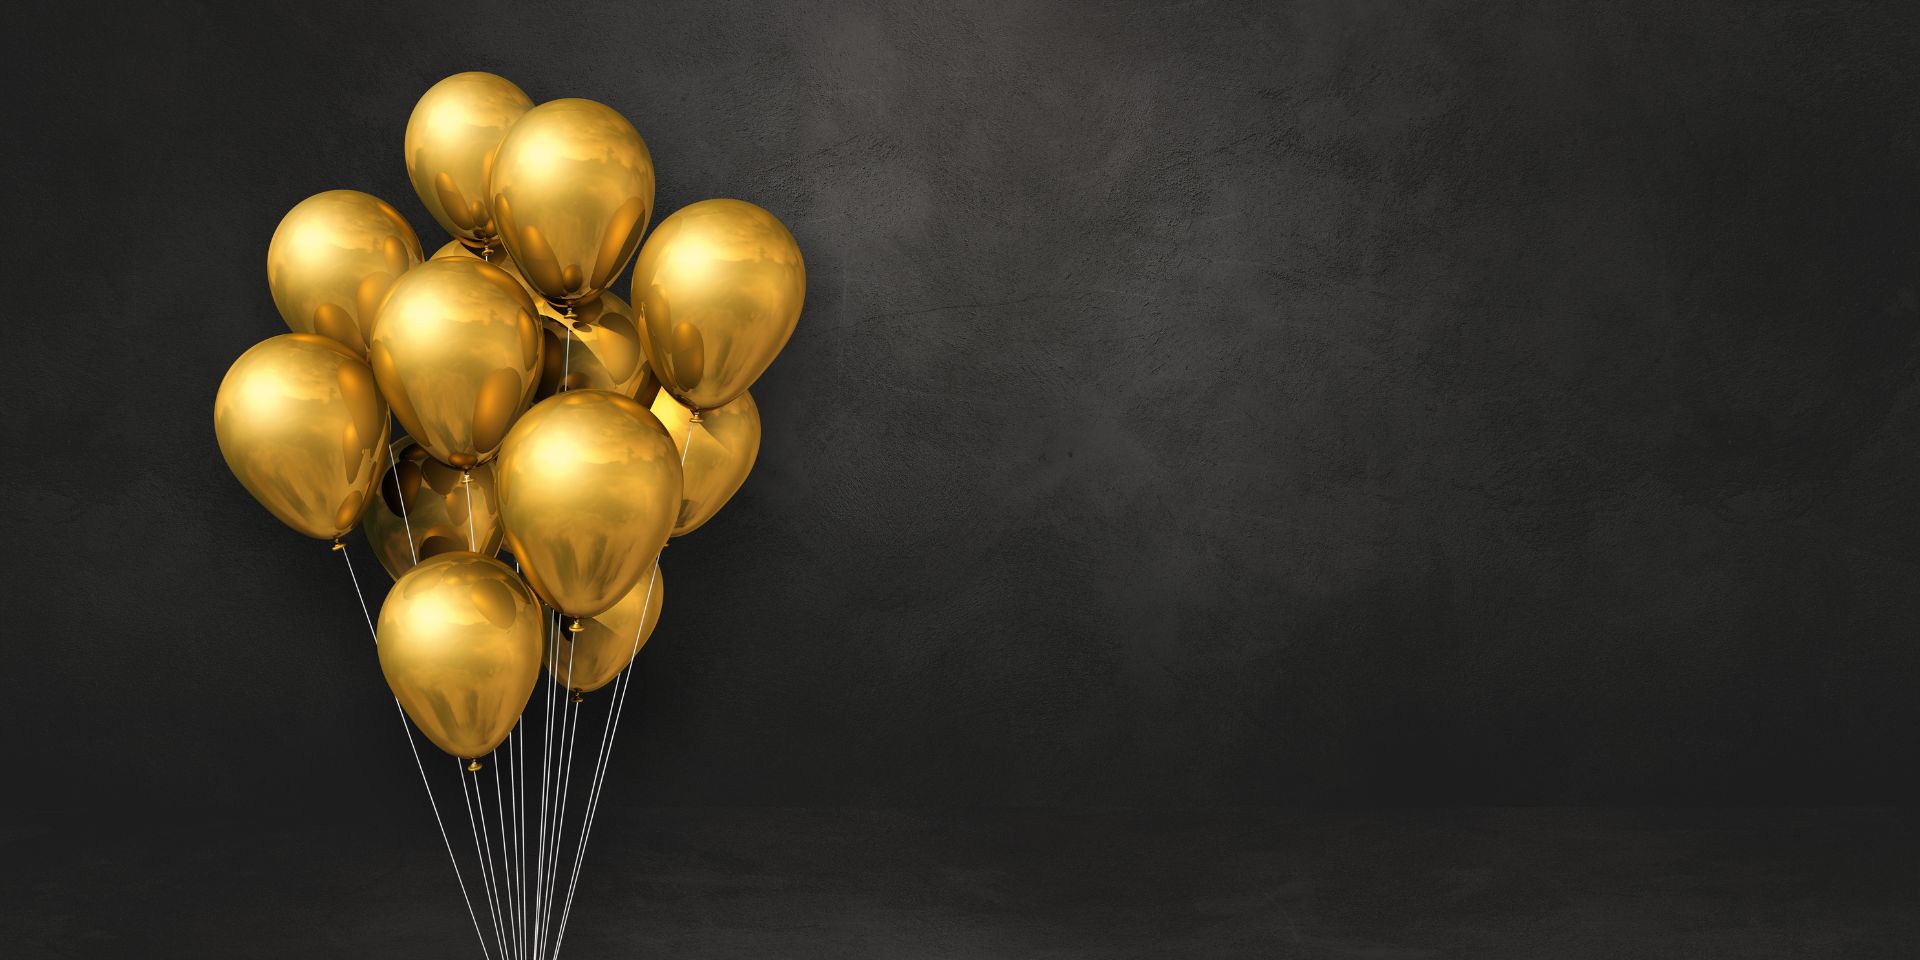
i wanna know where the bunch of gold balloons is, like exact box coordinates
[214,72,804,764]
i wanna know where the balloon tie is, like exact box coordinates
[330,537,345,552]
[469,759,484,772]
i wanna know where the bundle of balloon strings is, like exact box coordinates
[212,72,805,958]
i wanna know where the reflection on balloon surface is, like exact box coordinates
[495,390,681,618]
[404,72,532,251]
[362,437,504,579]
[267,190,423,356]
[490,98,655,311]
[368,258,544,468]
[551,564,663,693]
[214,333,390,539]
[631,198,804,411]
[378,552,543,759]
[650,390,759,536]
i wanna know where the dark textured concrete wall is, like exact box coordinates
[3,0,1919,814]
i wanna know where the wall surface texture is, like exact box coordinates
[4,0,1920,818]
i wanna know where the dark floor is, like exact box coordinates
[6,807,1917,958]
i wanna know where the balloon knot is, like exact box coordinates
[330,538,345,552]
[571,691,585,704]
[688,410,703,423]
[460,470,472,485]
[567,617,585,634]
[467,759,483,772]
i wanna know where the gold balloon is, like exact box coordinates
[214,334,390,540]
[378,552,543,760]
[537,300,658,401]
[432,240,657,402]
[267,190,423,356]
[650,390,760,536]
[551,564,663,693]
[404,72,533,253]
[490,98,655,314]
[495,390,682,619]
[362,437,504,580]
[630,199,805,411]
[368,258,544,469]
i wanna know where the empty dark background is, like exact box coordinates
[5,0,1920,956]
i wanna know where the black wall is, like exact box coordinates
[4,0,1919,818]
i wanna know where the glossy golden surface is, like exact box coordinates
[630,199,805,411]
[651,390,759,536]
[538,300,656,400]
[551,564,662,693]
[214,334,390,540]
[362,437,504,580]
[405,72,532,252]
[377,552,543,759]
[434,240,656,401]
[368,258,544,469]
[490,98,655,310]
[267,190,423,356]
[495,390,682,618]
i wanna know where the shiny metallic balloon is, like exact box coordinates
[490,98,655,314]
[630,199,804,411]
[650,390,759,536]
[362,437,504,580]
[495,390,682,619]
[551,563,663,693]
[266,190,423,356]
[214,334,390,540]
[537,297,657,401]
[368,258,544,469]
[404,72,532,254]
[378,552,544,760]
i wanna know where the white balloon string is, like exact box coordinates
[389,441,419,566]
[461,758,509,958]
[516,718,529,960]
[554,433,689,955]
[465,474,477,552]
[475,757,510,958]
[544,637,582,952]
[534,611,559,956]
[341,543,490,959]
[493,749,518,955]
[553,564,658,957]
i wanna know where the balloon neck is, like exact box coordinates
[459,470,472,485]
[567,617,585,634]
[571,690,585,704]
[479,243,492,261]
[688,409,703,423]
[330,538,344,552]
[467,759,483,772]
